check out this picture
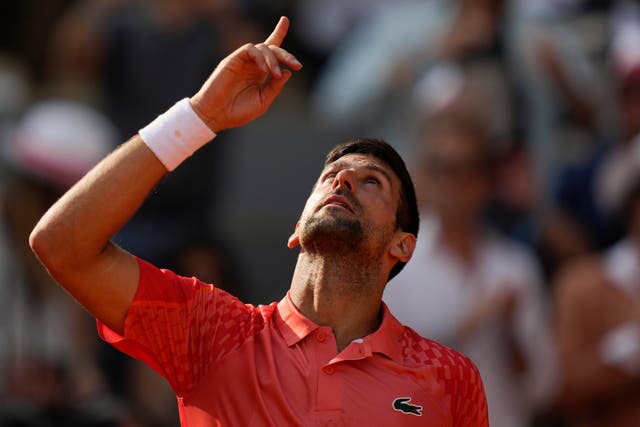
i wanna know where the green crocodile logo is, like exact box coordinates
[392,397,423,416]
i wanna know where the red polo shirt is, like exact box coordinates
[98,258,488,426]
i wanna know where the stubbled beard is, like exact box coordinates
[298,210,392,294]
[299,211,364,255]
[297,201,397,293]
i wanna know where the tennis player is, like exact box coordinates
[30,17,488,426]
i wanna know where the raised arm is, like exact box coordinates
[29,17,302,334]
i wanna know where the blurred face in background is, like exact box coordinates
[423,127,491,225]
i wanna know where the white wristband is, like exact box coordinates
[139,98,216,171]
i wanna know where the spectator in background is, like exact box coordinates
[384,113,557,427]
[554,175,640,427]
[0,99,141,425]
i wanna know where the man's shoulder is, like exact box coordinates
[402,326,480,381]
[398,326,487,415]
[137,257,284,336]
[400,326,480,374]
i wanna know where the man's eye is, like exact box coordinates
[322,173,336,183]
[365,176,380,185]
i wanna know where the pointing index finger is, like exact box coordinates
[264,16,289,47]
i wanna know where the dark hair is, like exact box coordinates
[325,138,419,281]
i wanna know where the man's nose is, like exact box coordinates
[332,169,353,191]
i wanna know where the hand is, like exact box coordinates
[190,16,302,132]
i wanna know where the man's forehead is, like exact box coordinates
[321,153,400,193]
[324,153,392,174]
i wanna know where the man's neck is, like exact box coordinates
[289,252,385,352]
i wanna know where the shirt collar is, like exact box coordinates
[365,302,405,363]
[275,292,405,363]
[275,292,321,346]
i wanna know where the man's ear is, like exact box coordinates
[389,232,416,263]
[287,221,301,248]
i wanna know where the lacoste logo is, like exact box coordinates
[392,397,423,416]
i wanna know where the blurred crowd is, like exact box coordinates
[2,0,640,426]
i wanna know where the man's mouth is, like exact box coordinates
[321,195,355,213]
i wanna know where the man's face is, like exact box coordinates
[290,154,402,259]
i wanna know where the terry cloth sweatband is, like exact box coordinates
[139,98,216,171]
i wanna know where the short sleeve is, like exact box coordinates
[452,357,489,427]
[97,257,265,395]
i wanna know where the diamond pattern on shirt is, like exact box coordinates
[401,328,488,427]
[121,258,270,395]
[99,258,488,426]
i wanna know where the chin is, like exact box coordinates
[300,214,364,253]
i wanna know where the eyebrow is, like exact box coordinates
[324,159,394,187]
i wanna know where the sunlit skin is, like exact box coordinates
[287,154,416,351]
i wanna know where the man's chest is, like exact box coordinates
[179,333,453,427]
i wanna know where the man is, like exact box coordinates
[30,17,488,426]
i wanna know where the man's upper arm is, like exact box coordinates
[97,259,267,395]
[54,242,139,335]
